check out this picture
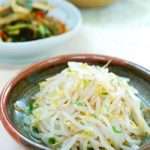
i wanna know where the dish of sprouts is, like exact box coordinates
[14,62,150,150]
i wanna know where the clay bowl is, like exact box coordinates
[0,54,150,149]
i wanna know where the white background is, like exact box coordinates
[0,0,150,149]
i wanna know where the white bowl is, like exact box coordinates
[0,0,82,65]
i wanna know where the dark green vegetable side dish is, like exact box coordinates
[0,0,67,42]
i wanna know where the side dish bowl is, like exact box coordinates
[0,0,82,65]
[0,54,150,150]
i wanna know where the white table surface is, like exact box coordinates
[0,0,150,149]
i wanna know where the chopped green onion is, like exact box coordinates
[91,114,97,118]
[32,126,39,133]
[25,100,37,114]
[36,24,50,38]
[74,100,85,106]
[7,30,20,35]
[48,137,56,145]
[101,91,108,96]
[87,147,94,150]
[112,126,122,134]
[5,23,32,31]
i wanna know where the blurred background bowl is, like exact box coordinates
[0,0,82,65]
[70,0,113,8]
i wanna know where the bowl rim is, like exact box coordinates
[0,54,150,149]
[0,0,82,46]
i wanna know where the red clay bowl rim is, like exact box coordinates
[0,54,150,149]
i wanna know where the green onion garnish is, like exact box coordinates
[112,126,122,134]
[48,137,56,145]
